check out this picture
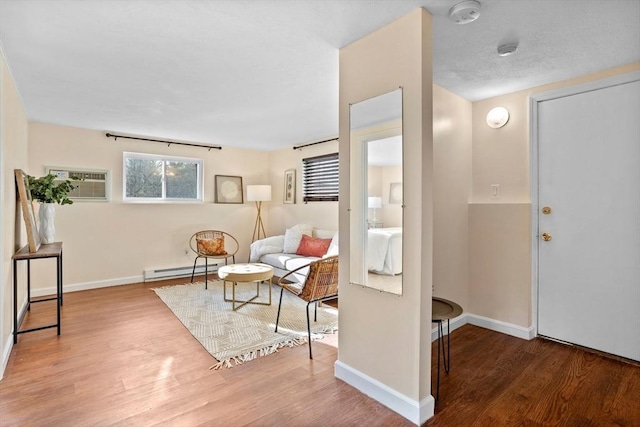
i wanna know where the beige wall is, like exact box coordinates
[367,164,402,227]
[469,203,530,326]
[266,140,339,235]
[472,62,640,205]
[1,49,29,376]
[433,85,472,310]
[339,7,434,408]
[381,165,402,227]
[469,62,640,328]
[367,165,383,221]
[27,123,269,290]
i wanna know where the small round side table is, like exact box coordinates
[432,296,463,405]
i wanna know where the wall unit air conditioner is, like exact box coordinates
[46,166,111,201]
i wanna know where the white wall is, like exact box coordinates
[27,123,270,291]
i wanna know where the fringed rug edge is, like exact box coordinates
[209,336,307,370]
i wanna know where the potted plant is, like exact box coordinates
[28,174,77,244]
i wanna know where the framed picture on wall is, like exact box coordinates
[215,175,243,204]
[389,182,402,204]
[14,169,41,252]
[284,169,296,204]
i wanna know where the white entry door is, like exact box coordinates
[536,74,640,362]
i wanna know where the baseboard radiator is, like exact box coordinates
[143,263,220,282]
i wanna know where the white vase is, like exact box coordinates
[39,203,56,244]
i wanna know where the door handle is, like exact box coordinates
[541,232,552,241]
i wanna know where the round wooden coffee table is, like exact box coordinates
[217,263,274,311]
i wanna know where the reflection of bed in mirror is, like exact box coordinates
[367,227,402,275]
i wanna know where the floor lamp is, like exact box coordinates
[247,185,271,243]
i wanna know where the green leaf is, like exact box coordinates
[28,174,80,205]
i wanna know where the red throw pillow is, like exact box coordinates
[296,234,332,257]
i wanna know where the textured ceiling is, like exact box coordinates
[0,0,638,151]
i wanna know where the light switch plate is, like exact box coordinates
[491,184,500,199]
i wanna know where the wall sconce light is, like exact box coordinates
[247,185,272,242]
[486,107,510,129]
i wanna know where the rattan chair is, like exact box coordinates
[189,230,239,288]
[275,255,339,359]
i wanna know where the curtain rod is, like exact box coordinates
[105,133,222,151]
[293,137,338,151]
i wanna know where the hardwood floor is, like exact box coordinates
[426,325,640,426]
[1,278,638,426]
[0,278,408,427]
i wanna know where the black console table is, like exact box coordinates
[12,242,63,343]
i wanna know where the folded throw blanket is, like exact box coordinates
[249,235,285,262]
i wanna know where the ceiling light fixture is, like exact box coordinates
[497,43,519,57]
[448,0,481,24]
[486,107,510,129]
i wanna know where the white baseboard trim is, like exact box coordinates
[30,275,144,298]
[466,313,535,340]
[430,313,468,342]
[2,293,32,379]
[334,360,434,425]
[431,313,534,341]
[333,314,533,425]
[1,333,13,380]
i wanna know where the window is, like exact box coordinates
[123,152,203,202]
[302,152,339,202]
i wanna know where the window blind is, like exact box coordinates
[302,152,339,202]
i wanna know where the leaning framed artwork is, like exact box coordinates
[215,175,243,204]
[14,169,41,252]
[284,169,296,204]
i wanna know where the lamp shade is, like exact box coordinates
[247,185,272,202]
[368,196,382,209]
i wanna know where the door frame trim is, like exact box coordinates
[529,70,640,338]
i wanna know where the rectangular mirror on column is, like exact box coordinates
[349,88,403,295]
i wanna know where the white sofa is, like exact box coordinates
[249,226,337,284]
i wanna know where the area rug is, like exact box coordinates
[152,281,338,369]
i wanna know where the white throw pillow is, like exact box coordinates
[325,231,339,257]
[283,224,314,253]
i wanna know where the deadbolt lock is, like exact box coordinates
[542,206,552,215]
[541,232,552,241]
